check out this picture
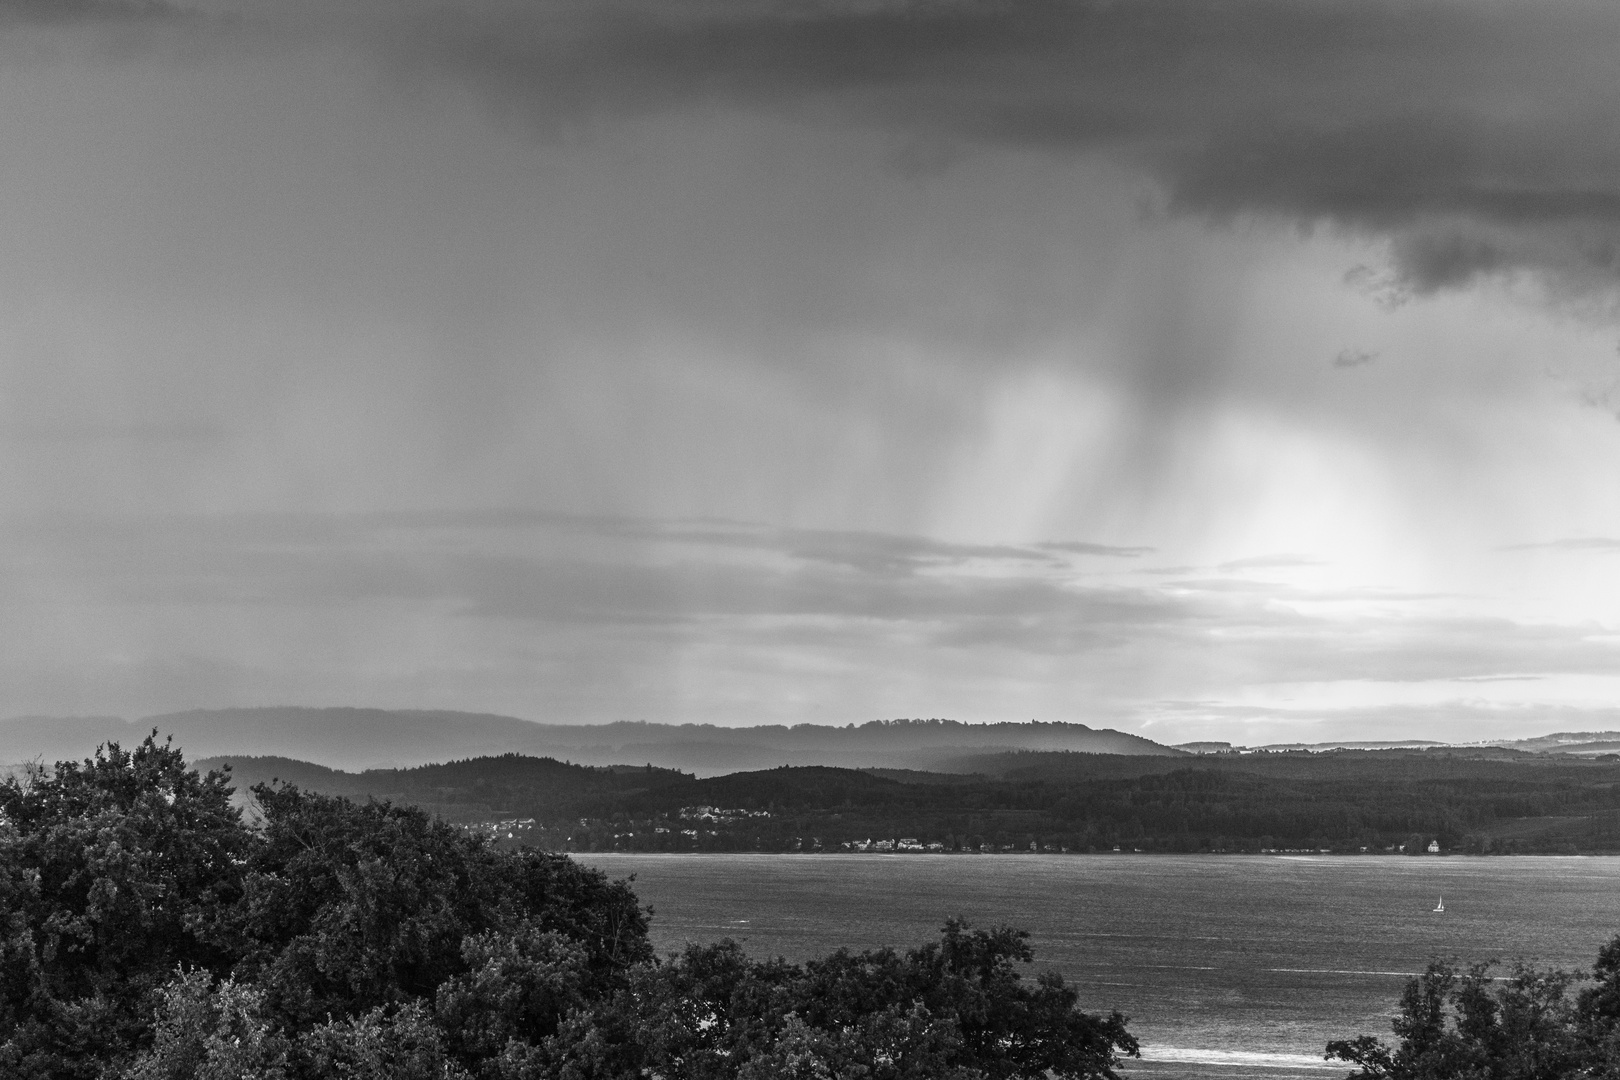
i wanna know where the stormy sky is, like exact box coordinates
[3,0,1620,744]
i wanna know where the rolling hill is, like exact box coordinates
[193,745,1620,855]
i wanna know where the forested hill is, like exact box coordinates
[196,753,693,822]
[202,747,1620,856]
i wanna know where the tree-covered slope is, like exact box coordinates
[202,747,1620,855]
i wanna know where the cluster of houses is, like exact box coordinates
[841,837,946,852]
[463,817,536,840]
[678,805,773,823]
[837,839,1080,853]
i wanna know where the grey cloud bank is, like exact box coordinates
[349,0,1620,293]
[18,0,1620,295]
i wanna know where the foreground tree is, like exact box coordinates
[122,968,289,1080]
[1327,935,1620,1079]
[0,737,250,1079]
[546,921,1138,1080]
[0,737,648,1078]
[1577,937,1620,1079]
[2,736,1138,1080]
[226,782,649,1031]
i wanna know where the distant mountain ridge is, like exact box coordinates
[1491,731,1620,755]
[1174,732,1620,757]
[0,707,1182,775]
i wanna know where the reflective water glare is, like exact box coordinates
[577,853,1620,1079]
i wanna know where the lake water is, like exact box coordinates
[577,853,1620,1079]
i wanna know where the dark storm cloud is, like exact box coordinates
[357,0,1620,295]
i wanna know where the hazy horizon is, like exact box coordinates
[3,1,1619,746]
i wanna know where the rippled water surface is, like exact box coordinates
[577,853,1620,1078]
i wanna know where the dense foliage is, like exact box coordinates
[1327,936,1620,1079]
[547,922,1135,1080]
[0,736,1138,1080]
[207,749,1620,855]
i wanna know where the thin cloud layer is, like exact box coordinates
[4,510,1618,724]
[1145,699,1620,747]
[1332,348,1379,370]
[1503,537,1620,554]
[1039,541,1154,558]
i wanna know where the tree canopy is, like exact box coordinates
[1327,936,1620,1079]
[0,734,1138,1080]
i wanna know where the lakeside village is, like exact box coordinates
[462,805,1036,852]
[462,806,1448,855]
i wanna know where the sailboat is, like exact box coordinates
[1434,896,1445,913]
